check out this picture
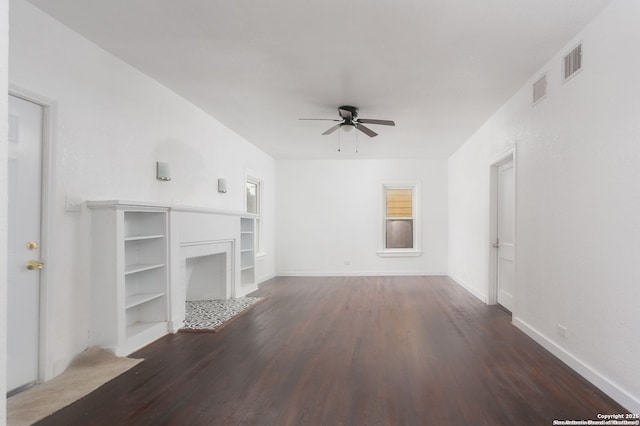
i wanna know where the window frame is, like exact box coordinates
[377,181,422,257]
[245,175,264,257]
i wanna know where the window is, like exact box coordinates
[378,182,421,257]
[246,180,258,215]
[246,177,263,255]
[386,188,413,248]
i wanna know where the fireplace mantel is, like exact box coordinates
[88,200,257,342]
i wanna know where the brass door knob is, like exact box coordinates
[27,241,39,250]
[26,260,44,270]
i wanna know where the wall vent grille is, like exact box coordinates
[533,74,547,104]
[563,44,582,81]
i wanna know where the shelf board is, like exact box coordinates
[125,321,167,340]
[240,231,254,234]
[125,234,165,241]
[241,248,255,253]
[125,292,165,309]
[241,265,255,271]
[125,263,165,275]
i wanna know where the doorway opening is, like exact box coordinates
[489,147,516,314]
[7,89,54,395]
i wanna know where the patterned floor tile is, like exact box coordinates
[182,297,262,331]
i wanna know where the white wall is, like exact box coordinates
[448,0,640,412]
[1,0,9,420]
[9,0,275,378]
[276,159,448,276]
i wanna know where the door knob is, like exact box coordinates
[26,260,44,270]
[27,241,39,250]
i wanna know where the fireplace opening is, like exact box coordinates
[185,253,227,301]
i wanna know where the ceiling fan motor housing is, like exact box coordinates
[339,105,358,120]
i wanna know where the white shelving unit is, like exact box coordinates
[240,217,256,286]
[88,202,169,356]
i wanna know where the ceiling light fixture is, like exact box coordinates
[299,105,395,138]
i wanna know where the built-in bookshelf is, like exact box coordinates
[240,217,256,286]
[88,203,169,356]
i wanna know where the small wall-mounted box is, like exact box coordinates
[218,178,227,193]
[156,161,171,181]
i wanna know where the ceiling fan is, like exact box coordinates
[300,105,395,137]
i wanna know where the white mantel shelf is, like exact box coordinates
[86,199,257,219]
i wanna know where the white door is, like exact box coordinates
[496,160,515,312]
[7,95,44,393]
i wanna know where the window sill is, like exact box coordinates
[377,250,423,258]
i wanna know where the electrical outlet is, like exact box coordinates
[557,324,567,338]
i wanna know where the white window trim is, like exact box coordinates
[246,172,265,257]
[377,181,422,257]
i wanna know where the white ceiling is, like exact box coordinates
[27,0,611,159]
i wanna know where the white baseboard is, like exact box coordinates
[256,273,276,285]
[513,316,640,414]
[235,283,259,298]
[275,271,447,277]
[168,319,183,334]
[447,274,488,303]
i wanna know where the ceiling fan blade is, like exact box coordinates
[355,123,378,137]
[299,118,341,121]
[338,108,353,120]
[322,123,343,135]
[357,118,395,126]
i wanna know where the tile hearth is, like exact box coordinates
[182,297,262,331]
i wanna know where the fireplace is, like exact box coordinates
[179,240,234,312]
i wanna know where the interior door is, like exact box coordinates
[496,160,515,312]
[7,94,44,394]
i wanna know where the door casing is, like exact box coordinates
[488,146,516,310]
[9,86,56,383]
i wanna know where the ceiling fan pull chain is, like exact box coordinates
[338,128,342,152]
[355,129,359,154]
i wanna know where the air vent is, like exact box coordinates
[563,43,582,81]
[533,74,547,104]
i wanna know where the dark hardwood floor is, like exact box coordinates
[37,276,625,425]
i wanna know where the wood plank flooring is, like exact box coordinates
[36,276,626,425]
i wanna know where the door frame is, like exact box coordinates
[9,85,57,383]
[488,146,516,308]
